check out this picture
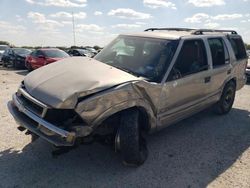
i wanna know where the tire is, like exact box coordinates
[13,61,17,69]
[214,81,236,115]
[26,62,33,72]
[2,60,6,67]
[118,108,148,167]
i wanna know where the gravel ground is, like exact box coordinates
[0,67,250,188]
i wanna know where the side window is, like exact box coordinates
[229,37,247,60]
[30,51,37,57]
[73,50,80,56]
[36,50,43,57]
[208,38,228,67]
[168,39,208,80]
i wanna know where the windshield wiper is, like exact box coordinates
[111,65,142,78]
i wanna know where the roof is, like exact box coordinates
[123,31,187,40]
[122,28,239,40]
[39,48,60,51]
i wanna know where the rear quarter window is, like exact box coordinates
[229,37,247,60]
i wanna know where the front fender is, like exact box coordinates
[92,99,157,132]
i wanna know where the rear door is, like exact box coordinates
[158,39,212,128]
[206,37,232,96]
[29,51,37,68]
[228,36,248,88]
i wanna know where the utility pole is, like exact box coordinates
[72,12,76,46]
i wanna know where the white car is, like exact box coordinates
[0,45,9,64]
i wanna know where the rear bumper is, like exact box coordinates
[8,93,76,146]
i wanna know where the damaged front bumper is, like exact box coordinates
[8,92,76,146]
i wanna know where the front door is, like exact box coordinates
[157,39,212,129]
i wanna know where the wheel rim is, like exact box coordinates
[223,88,234,109]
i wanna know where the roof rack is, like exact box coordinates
[192,29,237,35]
[144,28,238,35]
[144,28,195,32]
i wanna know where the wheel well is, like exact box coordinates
[97,107,150,135]
[228,78,236,87]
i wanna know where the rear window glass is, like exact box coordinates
[229,37,247,60]
[208,38,229,67]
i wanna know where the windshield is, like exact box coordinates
[43,49,69,58]
[94,35,179,82]
[13,48,31,55]
[0,46,8,51]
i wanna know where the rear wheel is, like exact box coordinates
[117,108,148,167]
[2,60,7,67]
[214,81,236,115]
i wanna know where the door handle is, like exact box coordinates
[204,76,211,83]
[227,69,231,75]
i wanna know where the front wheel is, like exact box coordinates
[26,62,33,72]
[117,109,148,167]
[214,81,236,115]
[13,61,18,69]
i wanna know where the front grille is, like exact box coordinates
[44,109,84,128]
[16,87,84,130]
[18,94,44,116]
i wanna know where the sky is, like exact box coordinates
[0,0,250,47]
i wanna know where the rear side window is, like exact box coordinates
[208,38,229,67]
[30,51,37,57]
[36,50,44,57]
[229,37,247,60]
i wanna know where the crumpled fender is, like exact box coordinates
[75,81,161,133]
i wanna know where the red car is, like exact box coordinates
[25,48,69,71]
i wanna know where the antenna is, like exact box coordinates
[72,12,76,46]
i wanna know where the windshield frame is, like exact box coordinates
[94,35,179,83]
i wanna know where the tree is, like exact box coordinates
[0,41,10,45]
[93,45,102,50]
[245,43,250,50]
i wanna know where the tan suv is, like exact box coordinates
[8,28,248,166]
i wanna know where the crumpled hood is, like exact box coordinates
[24,57,140,108]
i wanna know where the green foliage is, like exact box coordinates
[0,41,10,45]
[93,45,102,50]
[245,43,250,50]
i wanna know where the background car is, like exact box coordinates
[246,50,250,81]
[2,48,31,69]
[25,48,69,71]
[246,50,250,57]
[67,48,93,57]
[0,45,9,64]
[84,47,98,56]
